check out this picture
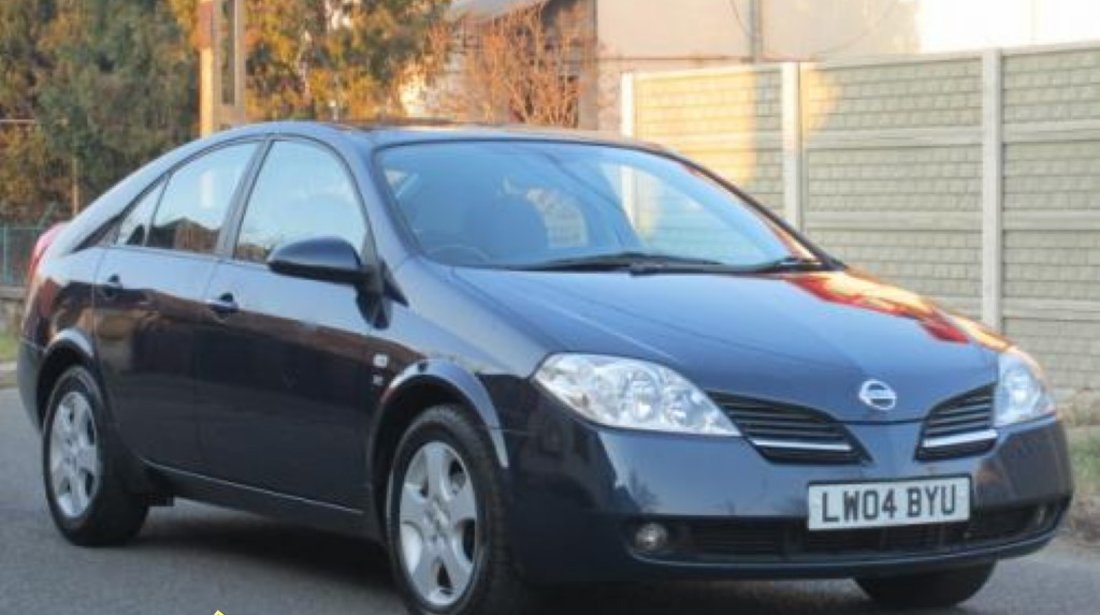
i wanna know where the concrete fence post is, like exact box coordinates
[781,62,804,230]
[981,50,1005,330]
[619,71,636,138]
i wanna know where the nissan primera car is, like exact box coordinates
[17,122,1072,614]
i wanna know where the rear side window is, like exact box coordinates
[115,181,165,247]
[234,141,366,263]
[147,143,258,254]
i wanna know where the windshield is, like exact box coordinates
[377,141,821,270]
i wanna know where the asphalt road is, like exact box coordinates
[2,388,1099,615]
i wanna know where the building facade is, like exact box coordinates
[452,0,1100,131]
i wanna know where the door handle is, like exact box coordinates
[205,293,239,317]
[100,274,124,299]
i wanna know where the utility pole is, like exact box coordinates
[197,0,247,136]
[747,0,764,63]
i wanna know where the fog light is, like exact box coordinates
[1033,502,1062,530]
[633,522,669,553]
[1032,505,1049,529]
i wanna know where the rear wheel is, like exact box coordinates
[856,563,995,609]
[42,366,148,546]
[386,405,533,615]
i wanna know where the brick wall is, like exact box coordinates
[626,44,1100,399]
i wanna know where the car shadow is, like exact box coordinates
[131,507,394,592]
[128,505,959,615]
[539,582,893,615]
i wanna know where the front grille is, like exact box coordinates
[675,501,1065,562]
[918,386,997,460]
[711,393,862,464]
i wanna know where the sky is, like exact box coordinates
[918,0,1100,52]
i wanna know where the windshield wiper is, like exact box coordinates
[510,252,830,275]
[512,251,730,273]
[745,256,828,273]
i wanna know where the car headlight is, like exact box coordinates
[994,348,1055,427]
[534,354,740,437]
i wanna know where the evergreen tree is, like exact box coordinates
[36,0,198,204]
[0,0,66,223]
[244,0,451,120]
[1,0,450,218]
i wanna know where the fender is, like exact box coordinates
[38,327,163,498]
[44,328,97,364]
[370,358,511,472]
[31,329,100,428]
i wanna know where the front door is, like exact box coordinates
[193,139,377,507]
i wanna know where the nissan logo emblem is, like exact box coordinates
[859,380,897,411]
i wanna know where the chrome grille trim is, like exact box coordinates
[917,385,997,460]
[710,393,863,464]
[748,438,854,453]
[921,428,998,451]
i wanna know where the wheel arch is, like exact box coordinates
[367,359,511,534]
[35,329,99,429]
[36,328,166,501]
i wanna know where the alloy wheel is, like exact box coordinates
[397,441,479,608]
[48,391,101,519]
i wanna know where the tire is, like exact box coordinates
[42,366,148,546]
[386,405,533,615]
[856,562,995,609]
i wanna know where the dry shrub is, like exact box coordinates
[430,1,595,127]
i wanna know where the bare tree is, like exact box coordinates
[432,1,595,128]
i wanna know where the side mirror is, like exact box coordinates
[267,236,370,285]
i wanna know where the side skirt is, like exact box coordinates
[147,462,381,540]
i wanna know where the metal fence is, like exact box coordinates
[0,225,44,287]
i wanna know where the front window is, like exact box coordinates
[234,140,366,263]
[377,141,820,271]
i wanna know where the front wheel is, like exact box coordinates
[856,562,995,609]
[386,405,533,615]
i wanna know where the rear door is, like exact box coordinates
[94,141,260,470]
[193,139,377,507]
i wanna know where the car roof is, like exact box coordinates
[209,119,667,153]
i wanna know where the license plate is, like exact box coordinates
[808,477,970,531]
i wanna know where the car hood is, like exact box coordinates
[452,268,1009,423]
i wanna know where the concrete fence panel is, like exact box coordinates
[801,56,985,318]
[624,43,1100,399]
[627,65,786,216]
[1001,45,1100,397]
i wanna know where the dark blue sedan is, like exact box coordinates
[17,122,1073,614]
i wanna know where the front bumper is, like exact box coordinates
[500,395,1073,584]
